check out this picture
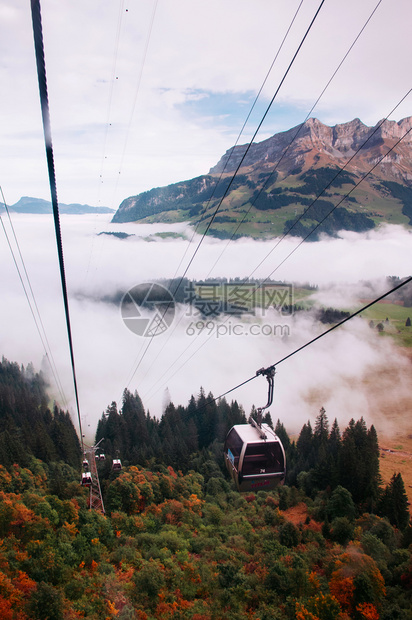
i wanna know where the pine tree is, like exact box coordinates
[380,472,410,530]
[314,407,329,445]
[297,421,313,455]
[216,397,231,441]
[297,421,314,468]
[186,419,199,454]
[122,389,150,462]
[194,388,217,449]
[363,425,381,512]
[275,419,290,451]
[263,411,274,429]
[329,418,341,456]
[311,408,336,492]
[339,417,376,506]
[327,418,341,489]
[339,419,358,499]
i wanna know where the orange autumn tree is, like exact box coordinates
[329,545,386,616]
[0,570,34,620]
[356,602,380,620]
[105,466,203,516]
[296,592,341,620]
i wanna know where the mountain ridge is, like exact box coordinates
[3,196,115,214]
[113,116,412,239]
[209,116,412,177]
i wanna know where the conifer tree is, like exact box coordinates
[329,418,341,456]
[297,421,313,455]
[339,418,371,505]
[314,407,329,445]
[263,411,274,428]
[327,418,341,489]
[121,389,149,456]
[275,419,290,451]
[195,388,217,448]
[363,425,381,512]
[312,408,333,492]
[379,472,410,530]
[216,397,231,441]
[297,421,314,469]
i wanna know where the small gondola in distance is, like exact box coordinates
[81,471,92,487]
[112,458,122,471]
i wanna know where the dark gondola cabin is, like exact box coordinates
[224,423,286,492]
[82,458,89,470]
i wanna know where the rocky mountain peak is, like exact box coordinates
[209,116,412,175]
[113,115,412,237]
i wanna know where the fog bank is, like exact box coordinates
[0,213,410,440]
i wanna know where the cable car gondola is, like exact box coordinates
[224,366,286,492]
[112,458,122,471]
[82,458,89,470]
[81,472,92,487]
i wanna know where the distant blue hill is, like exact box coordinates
[5,196,115,214]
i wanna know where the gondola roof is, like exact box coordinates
[229,423,279,443]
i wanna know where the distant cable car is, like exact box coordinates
[224,366,286,492]
[82,458,89,470]
[112,458,122,471]
[99,453,106,461]
[81,472,92,487]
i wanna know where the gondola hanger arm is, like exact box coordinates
[256,365,276,410]
[249,365,276,432]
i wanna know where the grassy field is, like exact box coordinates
[363,302,412,347]
[359,346,412,512]
[380,434,412,513]
[302,346,412,513]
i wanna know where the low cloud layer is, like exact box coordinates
[0,213,411,441]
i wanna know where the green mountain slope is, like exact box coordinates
[112,116,412,239]
[8,196,114,214]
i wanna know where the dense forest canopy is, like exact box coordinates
[0,357,411,619]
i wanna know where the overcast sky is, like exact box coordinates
[1,0,411,210]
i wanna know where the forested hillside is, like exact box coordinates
[95,392,408,528]
[0,358,411,619]
[0,358,81,469]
